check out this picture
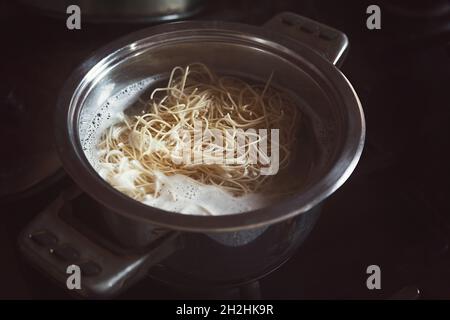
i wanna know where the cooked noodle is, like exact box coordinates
[97,63,299,200]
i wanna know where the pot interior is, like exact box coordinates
[62,23,363,229]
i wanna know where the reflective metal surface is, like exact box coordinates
[55,17,365,232]
[20,0,205,23]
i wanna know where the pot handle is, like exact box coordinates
[264,12,349,67]
[18,184,180,298]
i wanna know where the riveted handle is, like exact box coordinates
[264,12,349,67]
[18,184,180,298]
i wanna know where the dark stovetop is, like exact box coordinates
[1,0,450,299]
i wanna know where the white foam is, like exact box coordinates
[96,156,270,216]
[81,79,155,172]
[142,171,271,216]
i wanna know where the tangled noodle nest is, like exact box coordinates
[97,63,300,200]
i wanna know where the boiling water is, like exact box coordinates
[80,75,329,216]
[142,171,271,215]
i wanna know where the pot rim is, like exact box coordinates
[55,19,365,232]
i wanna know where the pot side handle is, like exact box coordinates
[18,184,180,298]
[264,12,349,67]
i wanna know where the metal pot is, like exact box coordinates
[19,12,365,298]
[19,0,204,23]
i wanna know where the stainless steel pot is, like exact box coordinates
[20,12,365,298]
[20,0,204,23]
